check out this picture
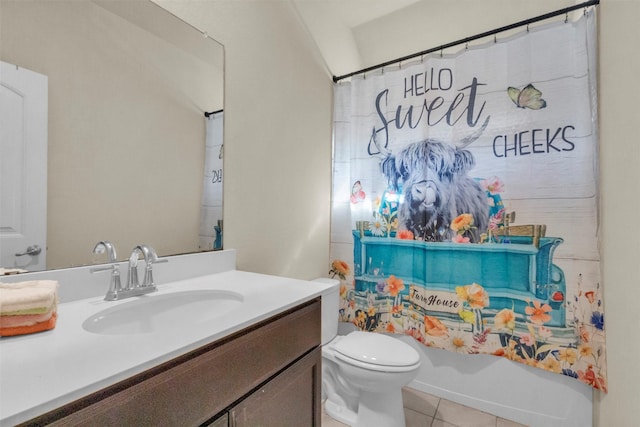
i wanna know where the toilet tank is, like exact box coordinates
[312,278,340,345]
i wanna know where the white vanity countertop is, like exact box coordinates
[0,270,333,426]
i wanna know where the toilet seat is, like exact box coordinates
[333,331,420,372]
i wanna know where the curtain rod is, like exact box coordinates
[332,0,599,83]
[204,109,223,118]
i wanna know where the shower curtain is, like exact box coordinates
[329,11,606,391]
[200,111,223,250]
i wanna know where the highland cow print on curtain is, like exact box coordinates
[329,11,606,391]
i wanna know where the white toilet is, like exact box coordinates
[315,278,421,427]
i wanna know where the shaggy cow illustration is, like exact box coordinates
[376,124,489,242]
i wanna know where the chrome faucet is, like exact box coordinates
[90,240,123,301]
[126,244,167,291]
[90,241,167,301]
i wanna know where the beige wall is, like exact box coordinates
[158,0,640,425]
[595,2,640,425]
[1,0,223,268]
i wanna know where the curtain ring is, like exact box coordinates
[565,12,568,23]
[381,67,384,75]
[494,34,497,43]
[465,42,469,50]
[440,48,443,58]
[526,24,530,32]
[421,54,424,63]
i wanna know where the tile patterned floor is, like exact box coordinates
[321,387,528,427]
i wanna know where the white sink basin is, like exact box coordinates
[82,290,244,335]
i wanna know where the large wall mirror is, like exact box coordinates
[0,0,224,272]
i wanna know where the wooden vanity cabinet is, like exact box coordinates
[22,298,322,427]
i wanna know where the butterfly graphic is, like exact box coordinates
[507,84,547,110]
[350,180,366,204]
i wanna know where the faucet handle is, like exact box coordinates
[138,245,168,287]
[142,265,156,288]
[90,262,123,301]
[90,264,116,274]
[136,244,166,264]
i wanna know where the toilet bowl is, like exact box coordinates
[314,278,421,427]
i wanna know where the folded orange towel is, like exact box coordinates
[0,312,57,337]
[0,311,53,328]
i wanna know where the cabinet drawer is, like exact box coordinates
[230,347,321,427]
[24,298,321,427]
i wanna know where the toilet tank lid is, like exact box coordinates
[334,331,420,367]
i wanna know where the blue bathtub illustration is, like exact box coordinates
[352,229,569,331]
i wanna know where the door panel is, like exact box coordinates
[0,61,47,271]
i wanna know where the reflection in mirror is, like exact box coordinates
[0,0,224,272]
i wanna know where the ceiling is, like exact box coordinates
[307,0,421,28]
[290,0,423,76]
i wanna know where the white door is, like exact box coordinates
[0,61,48,271]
